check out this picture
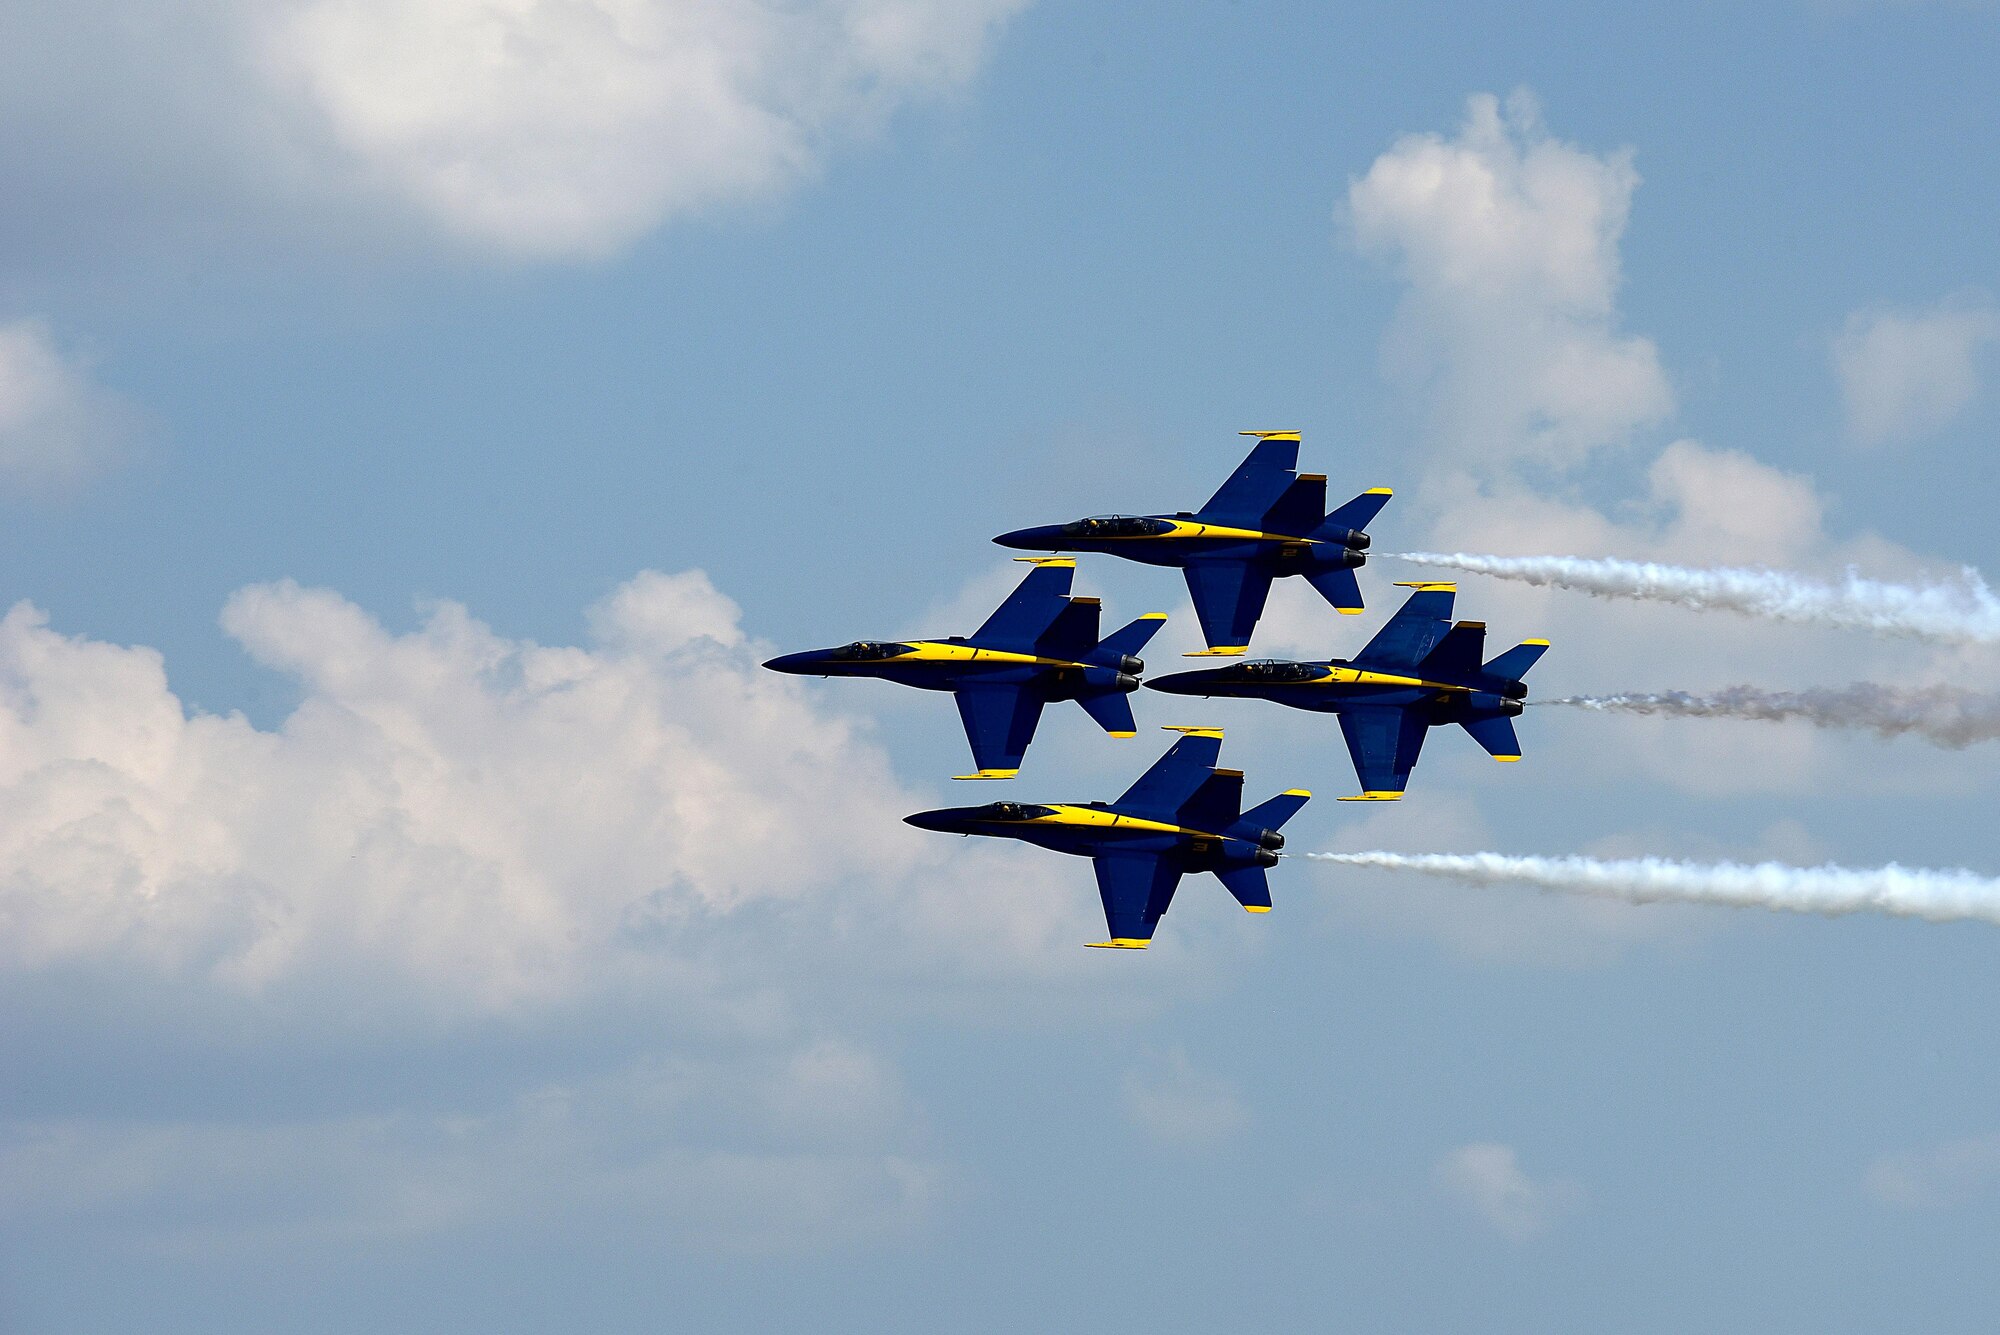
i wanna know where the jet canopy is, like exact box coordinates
[827,641,915,661]
[1237,660,1324,682]
[975,802,1059,821]
[1059,515,1176,539]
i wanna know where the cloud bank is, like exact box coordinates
[1834,296,1997,447]
[0,318,137,487]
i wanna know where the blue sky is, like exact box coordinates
[3,2,2000,1331]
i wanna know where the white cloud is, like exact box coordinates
[1834,296,1998,446]
[0,1043,942,1254]
[1348,90,1672,469]
[1865,1131,2000,1210]
[1432,1142,1583,1240]
[0,318,137,487]
[1120,1047,1249,1149]
[0,0,1029,262]
[0,568,1122,1022]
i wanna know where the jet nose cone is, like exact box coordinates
[993,525,1059,550]
[762,651,824,674]
[904,808,966,833]
[1145,670,1220,696]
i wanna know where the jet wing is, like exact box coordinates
[952,685,1047,778]
[971,561,1076,650]
[1336,706,1431,799]
[1183,560,1275,653]
[1198,435,1300,526]
[1116,730,1224,813]
[1353,586,1456,668]
[1089,851,1185,948]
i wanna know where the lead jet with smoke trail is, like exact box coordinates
[992,432,1393,656]
[763,559,1164,780]
[904,726,1310,948]
[1146,582,1548,800]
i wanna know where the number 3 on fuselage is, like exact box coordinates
[992,432,1392,658]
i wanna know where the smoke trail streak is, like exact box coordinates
[1305,851,2000,927]
[1389,552,2000,644]
[1539,684,2000,748]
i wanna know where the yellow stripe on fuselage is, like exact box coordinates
[887,641,1093,669]
[1085,520,1324,544]
[1005,804,1226,841]
[1287,666,1472,692]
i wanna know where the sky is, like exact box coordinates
[3,1,2000,1330]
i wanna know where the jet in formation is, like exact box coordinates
[762,558,1164,779]
[904,727,1309,948]
[992,432,1392,657]
[1147,582,1547,800]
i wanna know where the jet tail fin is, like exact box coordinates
[1482,640,1549,682]
[1461,714,1523,762]
[1314,488,1393,541]
[1091,613,1167,665]
[1075,690,1138,738]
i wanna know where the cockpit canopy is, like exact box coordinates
[1237,660,1323,682]
[1058,515,1176,539]
[827,641,915,661]
[976,802,1059,821]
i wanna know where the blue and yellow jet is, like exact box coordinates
[1146,583,1548,800]
[904,726,1310,948]
[992,431,1392,657]
[763,559,1165,780]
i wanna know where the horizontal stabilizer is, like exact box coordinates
[1462,713,1523,761]
[1214,863,1272,912]
[1075,689,1138,738]
[1092,613,1167,665]
[1304,565,1365,616]
[1315,488,1393,539]
[1482,640,1549,681]
[1239,788,1310,833]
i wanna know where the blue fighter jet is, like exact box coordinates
[905,726,1310,948]
[1146,582,1548,800]
[993,431,1392,657]
[763,559,1165,780]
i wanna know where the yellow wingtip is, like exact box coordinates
[1085,938,1152,950]
[1492,755,1523,763]
[1522,638,1551,646]
[1161,725,1224,738]
[1394,581,1456,591]
[1238,430,1301,441]
[1185,646,1249,657]
[1363,487,1393,496]
[1282,788,1312,798]
[1243,905,1272,914]
[1337,607,1364,615]
[1139,612,1169,621]
[1012,556,1075,567]
[951,769,1019,781]
[1106,730,1137,738]
[1337,791,1405,802]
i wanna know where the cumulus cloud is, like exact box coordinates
[0,0,1029,261]
[1432,1142,1583,1240]
[1348,90,1672,469]
[0,568,1116,1022]
[0,318,138,487]
[1120,1048,1249,1149]
[1834,296,1998,446]
[1864,1131,2000,1210]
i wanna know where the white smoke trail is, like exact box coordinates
[1389,552,2000,644]
[1540,684,2000,749]
[1305,851,2000,927]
